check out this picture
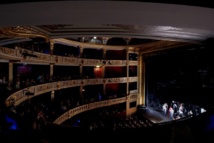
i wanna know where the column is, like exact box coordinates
[49,40,55,101]
[8,61,13,84]
[51,91,55,102]
[50,63,54,81]
[80,84,84,104]
[79,45,84,103]
[138,53,145,106]
[103,48,106,96]
[50,40,54,55]
[126,49,129,95]
[102,48,106,60]
[126,49,130,116]
[79,46,83,78]
[79,45,83,58]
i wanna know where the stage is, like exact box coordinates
[139,107,172,124]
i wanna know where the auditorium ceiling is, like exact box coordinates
[0,1,214,53]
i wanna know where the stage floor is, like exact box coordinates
[140,107,172,124]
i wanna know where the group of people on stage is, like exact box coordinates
[162,100,206,120]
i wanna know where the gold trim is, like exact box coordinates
[0,26,49,42]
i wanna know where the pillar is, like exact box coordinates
[49,62,55,102]
[103,48,106,95]
[50,40,54,55]
[126,49,129,95]
[51,91,55,102]
[50,63,54,80]
[138,53,145,106]
[8,61,13,84]
[49,40,55,101]
[79,45,84,103]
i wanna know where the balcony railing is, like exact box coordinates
[0,47,137,66]
[53,96,127,124]
[5,77,138,107]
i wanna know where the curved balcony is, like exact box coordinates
[0,47,137,66]
[1,45,139,130]
[5,77,138,107]
[53,96,127,124]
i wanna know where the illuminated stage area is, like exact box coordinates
[140,107,172,123]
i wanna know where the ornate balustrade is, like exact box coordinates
[129,77,138,82]
[130,90,138,94]
[128,60,138,65]
[82,78,104,85]
[5,77,137,107]
[53,96,127,124]
[5,82,58,106]
[58,80,81,89]
[105,60,127,66]
[0,47,136,66]
[106,77,127,83]
[0,46,20,59]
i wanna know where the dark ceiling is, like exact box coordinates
[0,0,214,9]
[0,0,214,51]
